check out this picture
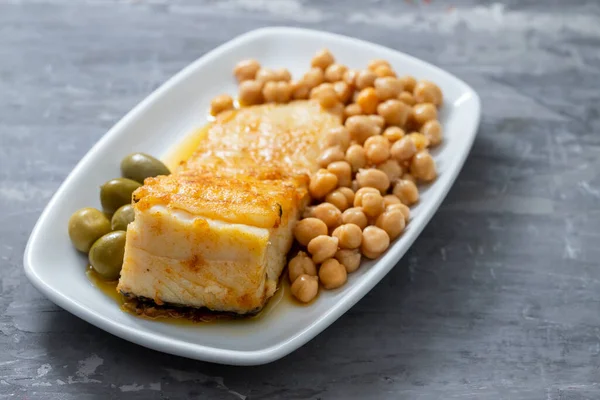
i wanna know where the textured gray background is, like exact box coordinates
[1,0,600,399]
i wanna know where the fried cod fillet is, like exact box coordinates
[117,101,341,313]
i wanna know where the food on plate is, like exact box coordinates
[210,94,234,116]
[393,179,420,206]
[68,208,112,253]
[375,208,406,240]
[360,226,391,259]
[120,153,171,184]
[318,258,347,289]
[68,154,171,278]
[99,178,142,214]
[111,204,135,231]
[413,80,443,106]
[293,218,328,246]
[227,51,444,303]
[233,59,261,82]
[307,235,339,264]
[335,249,361,273]
[288,251,317,283]
[68,48,446,317]
[290,274,319,303]
[118,173,300,313]
[117,101,340,314]
[89,230,127,280]
[311,49,335,70]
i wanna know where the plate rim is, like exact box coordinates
[23,26,482,366]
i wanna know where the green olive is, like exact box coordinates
[100,178,141,214]
[120,153,170,184]
[89,231,127,280]
[111,204,135,231]
[68,208,112,253]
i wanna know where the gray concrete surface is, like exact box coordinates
[1,0,600,399]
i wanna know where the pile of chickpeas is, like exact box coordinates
[213,49,444,304]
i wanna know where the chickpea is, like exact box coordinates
[294,217,328,246]
[342,207,368,229]
[410,151,437,182]
[364,135,391,165]
[374,65,396,78]
[288,251,317,282]
[399,76,417,92]
[309,169,338,199]
[325,64,348,83]
[345,144,367,172]
[338,187,355,205]
[361,226,390,259]
[255,68,278,85]
[304,67,325,89]
[368,115,385,129]
[313,202,342,229]
[238,80,263,106]
[319,258,347,289]
[234,59,261,82]
[343,69,359,87]
[355,69,377,90]
[263,81,292,103]
[344,103,362,119]
[368,59,391,71]
[376,209,405,240]
[307,235,339,263]
[210,94,234,116]
[353,187,379,206]
[374,77,403,101]
[390,136,417,162]
[291,80,311,100]
[408,132,430,151]
[412,103,438,126]
[383,126,405,143]
[345,115,381,144]
[420,120,443,147]
[291,274,319,303]
[356,168,390,193]
[274,68,292,82]
[383,194,401,207]
[332,223,362,249]
[328,102,345,120]
[324,127,351,151]
[356,87,379,115]
[351,179,360,192]
[327,160,352,187]
[312,49,335,70]
[414,80,443,106]
[326,189,350,211]
[402,173,416,184]
[361,191,385,218]
[393,179,419,205]
[333,81,353,104]
[377,159,403,182]
[335,249,362,273]
[318,146,345,168]
[398,91,416,106]
[377,99,411,127]
[387,203,410,222]
[310,83,339,109]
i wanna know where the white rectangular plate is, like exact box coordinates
[24,27,481,366]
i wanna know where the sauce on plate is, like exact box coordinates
[86,266,291,324]
[162,125,210,172]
